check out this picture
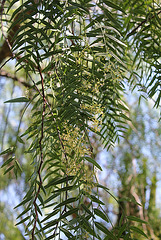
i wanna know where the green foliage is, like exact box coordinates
[0,201,26,240]
[122,0,161,107]
[106,99,161,239]
[1,0,161,239]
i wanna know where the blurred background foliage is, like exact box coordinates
[1,72,161,239]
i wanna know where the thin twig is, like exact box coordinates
[0,57,12,70]
[0,70,32,88]
[31,73,69,238]
[127,10,161,38]
[30,65,69,238]
[31,66,46,240]
[28,72,70,238]
[27,71,69,165]
[1,3,69,237]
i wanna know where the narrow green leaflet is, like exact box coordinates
[55,197,77,209]
[41,209,60,223]
[45,176,74,188]
[102,0,126,14]
[127,216,148,224]
[81,204,95,218]
[1,156,15,168]
[4,97,30,103]
[17,136,25,144]
[0,147,15,156]
[4,165,14,175]
[117,223,128,239]
[81,216,97,237]
[14,196,33,209]
[94,208,109,222]
[15,160,22,172]
[119,197,142,207]
[16,216,30,226]
[95,221,117,239]
[89,195,105,205]
[43,193,60,204]
[16,206,31,219]
[130,226,148,239]
[59,207,79,220]
[83,157,102,171]
[59,227,74,239]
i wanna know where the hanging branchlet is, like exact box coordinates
[0,1,147,239]
[31,65,46,239]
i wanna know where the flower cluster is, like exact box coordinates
[61,123,96,192]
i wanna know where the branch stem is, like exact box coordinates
[31,66,46,240]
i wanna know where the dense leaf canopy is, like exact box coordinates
[0,0,161,239]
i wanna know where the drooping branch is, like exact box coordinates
[127,10,161,37]
[0,70,31,88]
[0,8,21,64]
[27,69,70,238]
[31,66,46,239]
[0,2,39,65]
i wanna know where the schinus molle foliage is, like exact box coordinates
[0,0,148,240]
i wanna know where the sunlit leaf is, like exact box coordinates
[4,97,29,103]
